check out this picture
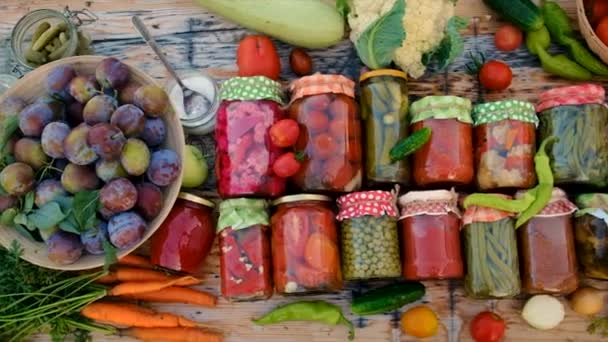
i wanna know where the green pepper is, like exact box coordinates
[541,2,575,45]
[463,191,536,212]
[536,48,592,81]
[563,37,608,76]
[526,26,551,55]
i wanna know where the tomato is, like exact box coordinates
[347,139,362,162]
[306,111,330,133]
[304,233,339,272]
[304,94,331,112]
[479,60,512,91]
[494,24,523,52]
[269,119,300,148]
[236,35,281,80]
[272,152,301,178]
[470,311,506,342]
[312,133,339,159]
[596,16,608,46]
[591,0,608,25]
[290,48,313,76]
[329,119,347,140]
[324,157,353,189]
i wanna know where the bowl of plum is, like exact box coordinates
[0,56,184,270]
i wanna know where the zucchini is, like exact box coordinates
[483,0,544,32]
[351,282,425,316]
[389,127,431,162]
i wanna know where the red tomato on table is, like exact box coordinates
[479,60,512,91]
[494,24,523,52]
[236,35,281,80]
[470,311,506,342]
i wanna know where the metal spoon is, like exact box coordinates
[131,15,211,117]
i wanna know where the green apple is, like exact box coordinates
[181,144,208,188]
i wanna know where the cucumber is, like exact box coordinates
[389,127,431,162]
[483,0,544,32]
[351,282,425,316]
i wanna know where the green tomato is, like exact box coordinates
[181,145,208,188]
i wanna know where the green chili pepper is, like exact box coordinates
[463,191,536,212]
[563,37,608,76]
[541,2,575,45]
[526,26,551,55]
[253,300,355,340]
[536,48,593,81]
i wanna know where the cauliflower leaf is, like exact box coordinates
[422,16,469,71]
[336,0,350,18]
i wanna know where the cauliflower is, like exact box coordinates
[347,0,396,41]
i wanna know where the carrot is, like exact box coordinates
[81,302,198,328]
[118,254,155,269]
[109,276,202,296]
[97,267,176,284]
[121,286,217,307]
[123,327,223,342]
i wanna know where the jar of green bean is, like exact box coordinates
[337,190,401,280]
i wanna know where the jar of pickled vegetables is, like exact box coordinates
[215,76,286,198]
[398,190,463,280]
[360,69,410,186]
[218,198,272,301]
[288,74,362,193]
[270,194,342,294]
[463,196,521,299]
[537,84,608,188]
[410,96,474,188]
[473,100,538,191]
[517,188,578,294]
[337,190,402,280]
[575,193,608,280]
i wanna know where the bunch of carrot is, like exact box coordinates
[81,254,222,342]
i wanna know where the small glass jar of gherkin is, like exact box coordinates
[337,190,402,280]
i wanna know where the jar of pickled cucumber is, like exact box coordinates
[360,69,410,186]
[575,193,608,280]
[337,190,401,280]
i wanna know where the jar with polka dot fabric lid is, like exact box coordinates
[472,99,538,191]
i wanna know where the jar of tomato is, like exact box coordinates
[360,69,410,186]
[398,190,463,280]
[575,193,608,280]
[215,76,286,198]
[288,74,362,193]
[218,198,272,301]
[473,100,538,191]
[270,194,342,294]
[410,96,474,188]
[337,190,402,280]
[151,192,215,274]
[517,188,579,295]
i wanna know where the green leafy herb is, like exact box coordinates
[588,317,608,337]
[423,16,469,70]
[0,115,18,152]
[336,0,350,18]
[63,190,100,233]
[354,0,405,69]
[22,191,35,213]
[28,202,67,231]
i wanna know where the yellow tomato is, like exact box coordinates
[400,305,439,338]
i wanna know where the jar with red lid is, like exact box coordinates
[288,74,362,193]
[151,192,215,273]
[517,188,579,295]
[218,198,272,301]
[410,96,474,188]
[398,190,463,280]
[270,194,342,294]
[215,76,286,198]
[537,84,608,188]
[473,100,537,191]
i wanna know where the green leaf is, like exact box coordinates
[422,16,469,70]
[336,0,350,18]
[72,191,100,233]
[0,208,18,226]
[13,213,35,231]
[53,196,74,213]
[0,115,18,152]
[102,238,117,272]
[59,216,80,235]
[354,0,405,69]
[23,192,35,213]
[28,202,67,231]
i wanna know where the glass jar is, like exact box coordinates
[0,74,18,95]
[337,190,402,280]
[463,197,521,299]
[360,69,410,186]
[270,194,342,294]
[473,100,538,191]
[288,74,362,193]
[215,76,286,198]
[410,96,474,188]
[537,84,608,188]
[575,193,608,280]
[150,192,215,274]
[218,198,272,301]
[398,190,463,280]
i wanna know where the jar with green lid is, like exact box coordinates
[360,69,410,186]
[337,190,401,280]
[410,96,474,188]
[574,193,608,279]
[473,100,538,191]
[218,198,273,301]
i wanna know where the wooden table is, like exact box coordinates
[2,0,607,341]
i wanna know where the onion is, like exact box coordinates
[570,287,604,316]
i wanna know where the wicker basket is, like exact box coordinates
[577,0,608,64]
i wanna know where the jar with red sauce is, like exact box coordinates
[288,74,362,193]
[151,192,216,274]
[398,190,463,280]
[270,194,343,294]
[218,198,272,301]
[410,96,474,188]
[517,188,579,295]
[215,76,286,198]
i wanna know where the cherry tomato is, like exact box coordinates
[494,24,523,52]
[312,133,338,160]
[470,311,506,342]
[479,60,512,91]
[324,157,353,189]
[272,152,301,178]
[269,119,300,148]
[306,111,330,133]
[596,16,608,47]
[591,0,608,25]
[290,48,313,76]
[236,35,281,80]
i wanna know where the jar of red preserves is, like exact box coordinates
[398,190,463,280]
[473,100,537,191]
[151,192,215,274]
[270,194,342,294]
[410,96,474,188]
[218,198,272,301]
[517,188,579,295]
[215,76,286,198]
[288,74,362,193]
